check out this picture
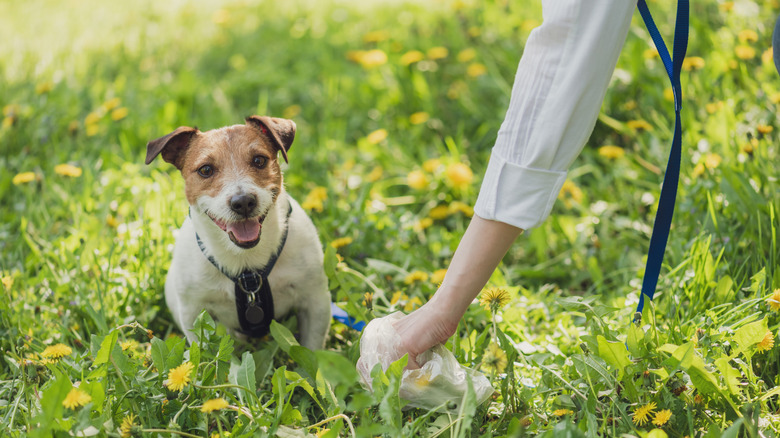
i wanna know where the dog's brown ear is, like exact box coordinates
[145,126,198,169]
[245,116,296,163]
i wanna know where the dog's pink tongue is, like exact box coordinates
[227,219,261,243]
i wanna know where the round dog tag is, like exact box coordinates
[245,303,264,324]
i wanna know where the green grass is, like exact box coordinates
[1,0,779,436]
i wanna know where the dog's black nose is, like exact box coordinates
[229,194,257,217]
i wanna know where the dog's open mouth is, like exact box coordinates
[208,213,266,248]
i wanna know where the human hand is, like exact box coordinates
[390,297,459,368]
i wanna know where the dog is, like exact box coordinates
[145,115,331,350]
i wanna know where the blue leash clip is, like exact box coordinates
[331,303,366,331]
[634,0,690,323]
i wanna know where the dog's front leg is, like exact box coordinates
[296,293,331,350]
[175,304,205,344]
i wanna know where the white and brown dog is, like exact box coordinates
[145,116,330,349]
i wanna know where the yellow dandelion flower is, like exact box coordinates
[120,340,138,351]
[768,289,780,312]
[719,2,734,11]
[422,158,441,172]
[84,112,102,126]
[448,201,473,217]
[357,49,388,68]
[430,269,447,285]
[12,172,37,185]
[479,288,511,312]
[429,205,450,220]
[404,296,423,312]
[632,402,657,426]
[409,112,430,125]
[400,50,425,66]
[366,128,388,144]
[302,187,327,213]
[468,26,481,37]
[627,119,653,131]
[694,394,703,404]
[738,29,758,43]
[553,408,574,417]
[54,164,82,177]
[457,48,476,63]
[757,330,775,353]
[692,163,705,177]
[1,275,13,290]
[362,292,373,307]
[427,46,448,60]
[390,291,406,305]
[743,140,756,155]
[703,153,721,169]
[366,166,384,182]
[2,116,14,128]
[166,361,194,391]
[86,124,100,137]
[682,56,705,71]
[62,387,91,409]
[119,413,137,438]
[598,145,625,159]
[413,217,433,232]
[363,30,389,43]
[643,48,659,59]
[111,107,128,121]
[763,48,774,65]
[330,236,353,249]
[103,97,121,111]
[106,214,119,228]
[283,104,301,119]
[200,397,229,413]
[705,101,724,114]
[404,271,429,285]
[757,124,773,135]
[559,180,583,205]
[663,87,675,102]
[407,170,428,189]
[446,162,473,189]
[481,342,508,374]
[36,81,53,94]
[42,343,72,359]
[466,63,487,78]
[735,45,756,60]
[653,409,672,427]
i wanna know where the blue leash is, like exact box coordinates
[634,0,689,322]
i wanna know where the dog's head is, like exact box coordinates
[145,115,295,249]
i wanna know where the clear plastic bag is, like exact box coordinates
[356,312,494,412]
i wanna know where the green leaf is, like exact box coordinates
[315,350,360,389]
[270,320,299,353]
[597,335,631,379]
[646,429,668,438]
[94,330,118,366]
[714,357,741,396]
[150,337,169,375]
[165,336,187,370]
[35,372,71,433]
[231,351,257,405]
[290,345,319,379]
[733,318,768,355]
[285,369,323,411]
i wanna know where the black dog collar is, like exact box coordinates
[194,198,293,338]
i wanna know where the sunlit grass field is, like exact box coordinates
[1,0,779,436]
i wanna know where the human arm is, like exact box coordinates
[392,0,637,367]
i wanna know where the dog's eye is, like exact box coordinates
[252,156,268,169]
[197,165,214,178]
